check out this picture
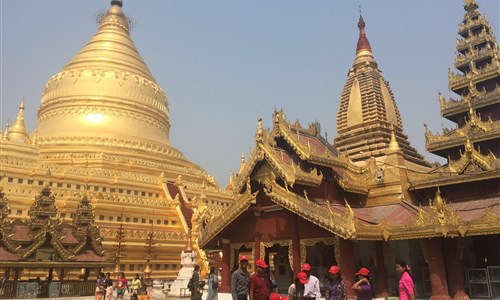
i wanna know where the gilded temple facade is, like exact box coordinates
[199,1,499,300]
[1,0,499,299]
[0,0,235,286]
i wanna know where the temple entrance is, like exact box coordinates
[265,243,292,294]
[303,240,336,294]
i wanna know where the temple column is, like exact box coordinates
[444,239,469,300]
[220,239,231,293]
[254,211,261,261]
[292,215,301,278]
[426,238,452,300]
[339,238,355,299]
[374,241,390,297]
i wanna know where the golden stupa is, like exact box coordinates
[1,0,234,279]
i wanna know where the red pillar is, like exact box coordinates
[339,238,356,300]
[444,239,469,300]
[426,238,452,300]
[254,232,261,262]
[291,215,301,282]
[374,241,390,297]
[220,239,231,293]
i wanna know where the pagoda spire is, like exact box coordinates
[334,14,429,167]
[7,100,30,144]
[353,15,376,67]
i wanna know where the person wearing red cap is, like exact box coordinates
[301,263,320,300]
[270,292,287,300]
[288,271,308,299]
[325,266,346,300]
[231,255,251,300]
[249,259,271,300]
[352,268,373,300]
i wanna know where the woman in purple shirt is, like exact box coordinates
[396,260,415,300]
[352,268,372,300]
[325,266,346,300]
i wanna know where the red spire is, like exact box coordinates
[356,15,372,53]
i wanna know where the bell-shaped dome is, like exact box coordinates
[36,2,174,162]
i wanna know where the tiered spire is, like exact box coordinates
[6,101,30,143]
[334,15,429,167]
[426,0,499,172]
[72,193,95,240]
[27,185,60,231]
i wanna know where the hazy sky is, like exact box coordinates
[1,1,499,186]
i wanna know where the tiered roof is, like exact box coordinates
[0,184,111,267]
[418,0,499,181]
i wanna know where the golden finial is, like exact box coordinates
[388,125,401,152]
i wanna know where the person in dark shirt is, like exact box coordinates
[190,265,203,300]
[232,255,251,300]
[102,272,113,300]
[249,259,270,300]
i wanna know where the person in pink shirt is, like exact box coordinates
[396,260,415,300]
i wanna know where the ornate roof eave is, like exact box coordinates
[425,120,500,152]
[440,87,499,118]
[198,189,258,248]
[262,178,357,240]
[0,227,21,253]
[231,147,265,193]
[344,198,499,241]
[260,142,323,187]
[18,233,47,260]
[0,261,114,268]
[408,168,499,190]
[448,143,496,174]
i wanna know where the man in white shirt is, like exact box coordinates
[301,263,321,300]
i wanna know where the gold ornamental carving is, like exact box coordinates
[260,240,293,272]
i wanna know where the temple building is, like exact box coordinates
[0,0,235,285]
[199,1,499,299]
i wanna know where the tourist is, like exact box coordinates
[352,268,372,300]
[249,259,271,300]
[130,273,142,299]
[324,266,346,300]
[288,271,308,299]
[190,265,203,300]
[95,272,105,300]
[103,272,113,300]
[115,272,129,299]
[231,255,251,300]
[396,260,415,300]
[207,266,219,300]
[301,263,320,300]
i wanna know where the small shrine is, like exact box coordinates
[0,179,113,298]
[165,234,198,297]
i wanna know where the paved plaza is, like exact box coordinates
[3,292,235,300]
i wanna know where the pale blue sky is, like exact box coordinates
[1,1,499,186]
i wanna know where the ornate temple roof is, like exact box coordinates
[0,184,111,266]
[334,16,429,167]
[418,0,499,185]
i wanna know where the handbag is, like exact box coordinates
[212,280,219,289]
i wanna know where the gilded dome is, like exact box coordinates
[36,2,174,161]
